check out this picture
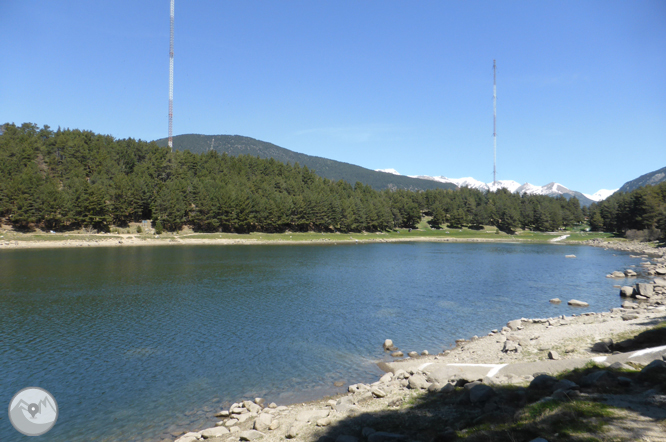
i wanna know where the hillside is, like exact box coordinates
[154,134,457,191]
[619,166,666,193]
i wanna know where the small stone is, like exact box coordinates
[568,299,589,307]
[316,417,332,427]
[254,398,265,406]
[383,339,394,350]
[407,351,419,358]
[268,403,277,409]
[507,319,522,331]
[622,313,640,321]
[565,254,576,258]
[620,286,635,297]
[421,350,429,355]
[549,298,562,304]
[215,410,230,417]
[224,419,239,427]
[391,351,404,357]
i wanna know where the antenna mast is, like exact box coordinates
[493,59,497,185]
[168,0,175,151]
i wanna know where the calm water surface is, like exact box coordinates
[0,242,648,441]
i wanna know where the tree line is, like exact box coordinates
[588,181,666,239]
[1,123,587,234]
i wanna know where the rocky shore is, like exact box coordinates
[162,241,666,442]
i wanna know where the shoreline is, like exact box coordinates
[164,241,666,442]
[0,231,654,251]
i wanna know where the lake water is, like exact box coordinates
[0,242,648,441]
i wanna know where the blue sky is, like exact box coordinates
[1,1,664,194]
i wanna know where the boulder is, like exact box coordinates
[316,417,331,427]
[215,410,230,417]
[408,351,419,358]
[568,299,589,307]
[239,430,265,441]
[548,350,560,360]
[254,413,272,432]
[379,372,393,383]
[371,387,386,398]
[243,400,262,414]
[656,267,666,275]
[609,362,635,371]
[507,319,522,331]
[286,422,303,439]
[565,255,576,258]
[638,359,666,381]
[619,286,635,297]
[502,340,519,353]
[591,338,613,353]
[622,313,640,321]
[224,419,239,427]
[552,379,578,391]
[611,271,626,278]
[408,373,430,390]
[469,384,496,403]
[549,298,562,304]
[383,339,394,350]
[421,350,429,355]
[269,420,280,430]
[391,351,404,358]
[529,374,558,390]
[580,370,617,388]
[201,426,230,439]
[635,283,654,298]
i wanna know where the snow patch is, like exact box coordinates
[375,168,401,175]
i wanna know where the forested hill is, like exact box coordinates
[619,166,666,193]
[154,134,457,192]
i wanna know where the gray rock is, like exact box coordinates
[239,430,265,441]
[408,351,419,358]
[552,379,578,391]
[269,419,280,430]
[379,372,393,383]
[620,286,635,297]
[580,370,617,388]
[254,398,265,406]
[201,426,230,439]
[408,373,430,390]
[286,422,303,439]
[371,387,386,398]
[609,362,635,370]
[254,413,272,432]
[568,299,589,307]
[591,339,613,353]
[335,397,357,414]
[611,271,626,278]
[367,432,407,442]
[441,383,455,393]
[549,298,562,304]
[622,313,640,321]
[383,339,394,350]
[469,384,496,403]
[507,319,522,331]
[548,350,560,360]
[236,413,252,423]
[391,351,404,358]
[421,350,429,355]
[502,340,519,353]
[316,417,331,427]
[215,410,230,417]
[636,283,654,298]
[638,359,666,381]
[244,400,262,414]
[428,383,442,392]
[565,255,576,258]
[529,374,558,390]
[224,419,239,427]
[268,402,277,409]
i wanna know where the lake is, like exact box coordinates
[0,242,647,441]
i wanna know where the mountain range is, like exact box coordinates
[377,170,607,206]
[618,166,666,193]
[155,134,663,206]
[154,135,456,192]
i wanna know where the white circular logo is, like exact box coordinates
[8,387,58,436]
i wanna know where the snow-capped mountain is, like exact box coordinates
[583,189,618,202]
[375,169,612,205]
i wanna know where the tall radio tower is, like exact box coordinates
[493,59,497,185]
[168,0,175,151]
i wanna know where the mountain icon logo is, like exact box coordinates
[8,387,58,436]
